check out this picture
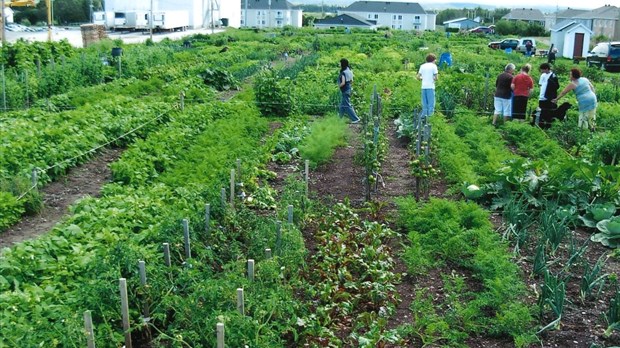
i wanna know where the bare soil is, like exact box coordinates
[0,148,122,251]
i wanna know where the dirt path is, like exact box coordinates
[0,148,122,251]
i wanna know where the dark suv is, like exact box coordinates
[586,42,620,71]
[488,38,519,50]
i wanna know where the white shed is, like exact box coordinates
[550,20,593,59]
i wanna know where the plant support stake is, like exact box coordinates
[84,310,96,348]
[119,278,132,348]
[205,203,211,236]
[230,169,235,207]
[183,219,191,259]
[288,205,294,224]
[247,259,255,282]
[163,243,171,267]
[217,323,225,348]
[237,288,245,315]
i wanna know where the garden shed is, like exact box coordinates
[550,20,593,59]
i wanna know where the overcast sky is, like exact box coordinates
[293,0,614,11]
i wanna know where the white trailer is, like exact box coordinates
[150,11,189,32]
[128,11,149,30]
[92,11,114,28]
[112,11,132,31]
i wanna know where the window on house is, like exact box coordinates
[393,15,397,19]
[415,16,420,21]
[391,25,395,28]
[368,14,372,19]
[398,15,402,20]
[414,25,419,29]
[374,14,378,19]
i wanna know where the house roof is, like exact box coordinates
[243,0,295,10]
[550,20,593,34]
[556,8,588,19]
[443,17,468,24]
[344,1,428,15]
[315,14,375,27]
[574,5,619,20]
[502,8,545,22]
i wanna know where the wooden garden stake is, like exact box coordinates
[265,248,272,259]
[275,221,282,254]
[247,259,255,282]
[305,160,309,196]
[288,205,294,224]
[237,288,245,315]
[162,243,171,267]
[179,91,185,111]
[183,219,191,259]
[84,310,96,348]
[216,323,225,348]
[119,278,132,348]
[138,261,150,320]
[230,169,235,207]
[236,158,241,179]
[205,203,211,236]
[31,168,38,188]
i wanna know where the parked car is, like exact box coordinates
[586,41,620,71]
[488,38,519,50]
[469,26,493,34]
[516,38,537,55]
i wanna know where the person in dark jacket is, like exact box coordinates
[492,63,515,126]
[537,63,560,124]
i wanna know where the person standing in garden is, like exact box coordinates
[492,63,515,126]
[511,64,534,122]
[338,58,360,124]
[417,53,439,119]
[552,68,597,131]
[538,62,560,123]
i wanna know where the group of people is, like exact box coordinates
[493,62,597,130]
[338,52,597,131]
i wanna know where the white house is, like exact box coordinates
[550,20,593,59]
[240,0,302,28]
[338,1,435,31]
[104,0,241,29]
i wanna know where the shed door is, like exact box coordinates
[573,33,585,58]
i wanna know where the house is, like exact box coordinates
[573,5,619,40]
[443,17,480,30]
[240,0,302,28]
[544,8,588,30]
[337,1,435,31]
[104,0,241,29]
[550,20,593,59]
[502,8,545,27]
[314,14,377,30]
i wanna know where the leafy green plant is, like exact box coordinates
[604,284,620,337]
[592,216,620,248]
[299,115,349,169]
[254,69,294,117]
[199,67,239,91]
[579,255,609,302]
[537,270,567,333]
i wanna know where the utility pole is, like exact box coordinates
[268,0,271,28]
[244,0,247,27]
[149,0,153,41]
[1,0,5,45]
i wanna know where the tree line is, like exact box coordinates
[12,0,102,26]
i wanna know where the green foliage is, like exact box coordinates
[199,67,239,91]
[299,115,349,169]
[254,69,294,117]
[396,198,534,345]
[0,191,24,231]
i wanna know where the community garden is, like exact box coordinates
[1,26,620,347]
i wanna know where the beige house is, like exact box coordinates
[573,5,620,40]
[545,8,588,31]
[502,8,545,26]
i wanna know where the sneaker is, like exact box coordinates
[351,119,360,124]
